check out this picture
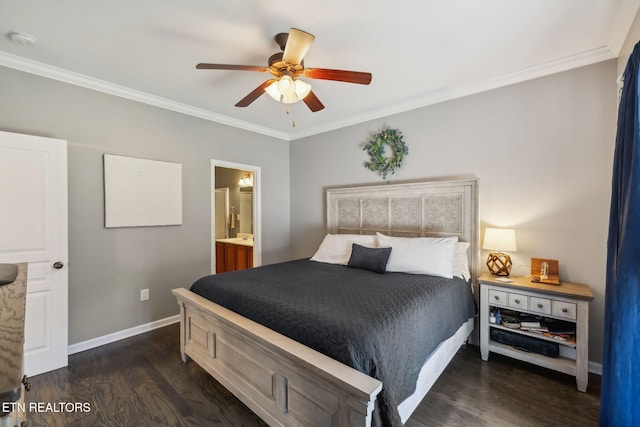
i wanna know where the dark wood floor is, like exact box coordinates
[24,323,600,426]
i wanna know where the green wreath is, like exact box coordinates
[362,128,408,179]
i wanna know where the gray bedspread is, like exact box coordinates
[190,259,476,426]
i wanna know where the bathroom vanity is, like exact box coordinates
[215,235,254,273]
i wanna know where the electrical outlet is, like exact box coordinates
[140,289,149,301]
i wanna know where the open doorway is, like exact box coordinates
[211,160,261,274]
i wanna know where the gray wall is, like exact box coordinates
[290,61,617,364]
[0,66,290,344]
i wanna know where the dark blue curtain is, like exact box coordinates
[600,41,640,426]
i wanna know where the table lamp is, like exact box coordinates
[483,228,517,276]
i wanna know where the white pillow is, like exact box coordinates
[310,234,378,265]
[376,233,458,278]
[453,242,471,281]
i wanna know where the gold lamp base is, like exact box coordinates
[486,252,513,276]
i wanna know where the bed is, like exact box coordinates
[172,178,479,426]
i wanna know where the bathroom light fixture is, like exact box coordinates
[238,174,253,187]
[483,228,517,276]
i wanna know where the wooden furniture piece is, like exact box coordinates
[173,178,479,426]
[479,273,593,392]
[0,263,28,427]
[215,240,254,273]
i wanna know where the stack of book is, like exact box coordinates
[517,313,546,331]
[520,317,576,343]
[496,311,577,343]
[545,318,576,334]
[520,320,548,332]
[545,319,576,343]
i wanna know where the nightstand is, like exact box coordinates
[478,273,594,392]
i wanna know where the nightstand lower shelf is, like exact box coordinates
[488,341,577,377]
[489,324,577,347]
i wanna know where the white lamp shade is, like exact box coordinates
[280,92,299,104]
[265,81,281,101]
[277,75,296,96]
[294,79,312,99]
[266,79,296,103]
[483,228,517,252]
[265,77,312,104]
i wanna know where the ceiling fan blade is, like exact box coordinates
[235,79,276,107]
[303,68,372,85]
[196,63,269,72]
[282,28,315,65]
[302,91,325,112]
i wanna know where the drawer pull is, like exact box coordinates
[562,308,568,313]
[494,296,500,300]
[514,299,521,304]
[537,303,543,308]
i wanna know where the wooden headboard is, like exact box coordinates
[326,179,479,282]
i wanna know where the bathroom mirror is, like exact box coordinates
[239,189,253,234]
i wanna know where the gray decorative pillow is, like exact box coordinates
[347,243,392,274]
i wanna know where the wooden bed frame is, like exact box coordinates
[173,178,479,426]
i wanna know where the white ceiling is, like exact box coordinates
[1,0,637,140]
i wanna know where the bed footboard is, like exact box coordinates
[173,288,383,427]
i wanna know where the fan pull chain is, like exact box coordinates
[285,107,296,127]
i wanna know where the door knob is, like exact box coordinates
[53,261,64,269]
[22,375,31,392]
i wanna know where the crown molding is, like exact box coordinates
[0,46,617,142]
[0,52,290,141]
[288,46,616,140]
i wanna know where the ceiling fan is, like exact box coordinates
[196,28,372,112]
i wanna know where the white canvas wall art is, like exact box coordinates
[104,154,182,227]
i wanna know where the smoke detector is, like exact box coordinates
[8,31,37,47]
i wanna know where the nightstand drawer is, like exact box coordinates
[529,296,551,315]
[508,293,528,310]
[488,289,508,306]
[552,301,577,320]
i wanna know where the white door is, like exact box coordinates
[0,130,68,376]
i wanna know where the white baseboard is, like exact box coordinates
[68,314,180,355]
[589,361,602,376]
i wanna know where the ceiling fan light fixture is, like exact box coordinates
[265,76,312,104]
[265,81,281,101]
[294,79,312,100]
[277,75,296,96]
[280,91,299,104]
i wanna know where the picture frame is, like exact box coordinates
[531,258,560,285]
